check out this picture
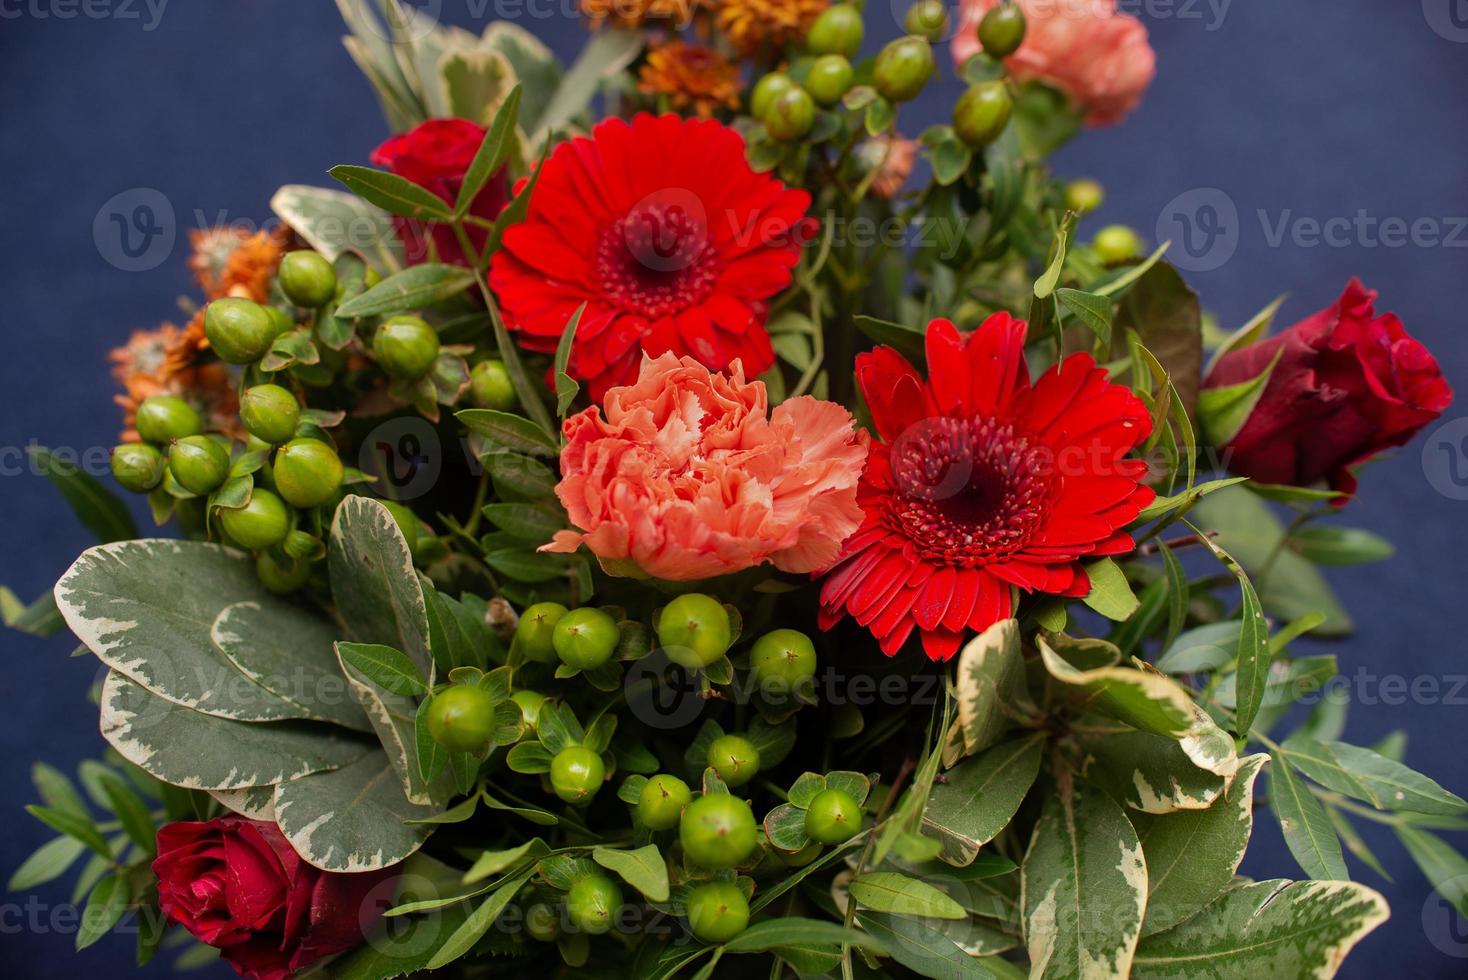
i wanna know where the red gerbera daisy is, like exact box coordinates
[489,113,813,401]
[818,316,1156,661]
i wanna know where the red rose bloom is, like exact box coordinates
[153,818,392,980]
[489,113,813,401]
[370,118,509,267]
[819,316,1155,661]
[1203,278,1451,497]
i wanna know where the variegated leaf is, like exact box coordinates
[269,184,403,274]
[211,601,371,732]
[954,619,1031,759]
[209,785,278,822]
[335,642,442,807]
[1022,780,1147,980]
[1131,879,1388,978]
[1133,755,1268,935]
[100,670,368,790]
[57,541,323,722]
[1077,728,1227,814]
[329,497,433,682]
[924,734,1044,867]
[273,750,436,872]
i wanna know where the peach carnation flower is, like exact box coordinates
[953,0,1155,126]
[544,353,869,581]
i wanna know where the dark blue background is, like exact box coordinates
[2,2,1465,976]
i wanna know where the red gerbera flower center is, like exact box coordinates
[597,202,721,319]
[889,415,1053,567]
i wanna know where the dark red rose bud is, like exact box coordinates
[370,118,510,267]
[153,817,393,980]
[1202,279,1452,498]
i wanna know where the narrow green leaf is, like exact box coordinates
[335,263,474,317]
[554,304,585,417]
[29,446,137,543]
[7,835,86,891]
[1057,288,1113,346]
[1280,736,1467,816]
[425,867,536,969]
[97,771,157,855]
[1396,825,1468,916]
[1287,526,1394,567]
[25,804,111,859]
[329,164,453,221]
[722,917,885,954]
[458,409,559,456]
[1268,751,1347,881]
[76,873,128,950]
[849,872,966,920]
[455,85,522,218]
[337,642,428,697]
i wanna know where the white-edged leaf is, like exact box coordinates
[330,497,432,681]
[924,734,1044,867]
[953,619,1030,759]
[270,183,403,273]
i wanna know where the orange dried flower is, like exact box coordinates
[188,226,287,302]
[110,311,240,443]
[715,0,828,55]
[638,42,742,117]
[581,0,706,29]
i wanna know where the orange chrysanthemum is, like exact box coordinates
[715,0,828,54]
[188,226,288,302]
[581,0,706,28]
[638,42,742,117]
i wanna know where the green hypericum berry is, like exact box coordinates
[750,72,797,121]
[373,315,440,379]
[219,488,291,550]
[272,438,344,508]
[763,88,816,142]
[110,444,165,493]
[204,297,278,364]
[552,607,620,671]
[979,2,1027,58]
[167,435,230,495]
[1094,225,1144,263]
[1065,178,1105,216]
[239,385,301,445]
[510,689,547,730]
[550,745,606,804]
[255,551,312,594]
[679,793,758,869]
[425,684,497,754]
[804,55,853,107]
[379,499,420,554]
[750,629,818,694]
[469,359,517,411]
[685,881,750,943]
[657,594,732,670]
[135,395,202,444]
[277,250,337,308]
[516,602,569,664]
[565,875,621,935]
[806,4,863,58]
[905,0,950,41]
[780,840,823,867]
[953,80,1013,147]
[805,788,863,844]
[873,36,935,103]
[637,774,693,831]
[707,735,761,788]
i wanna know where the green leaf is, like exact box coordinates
[29,446,136,543]
[458,409,559,456]
[481,502,565,542]
[1134,755,1268,935]
[98,670,368,790]
[25,803,110,860]
[952,619,1030,760]
[1279,736,1467,816]
[1081,558,1140,621]
[8,835,87,891]
[1396,825,1468,916]
[331,899,472,980]
[722,917,885,954]
[425,866,537,969]
[1078,729,1229,814]
[0,587,64,637]
[330,497,433,680]
[592,844,669,902]
[483,451,557,499]
[270,184,403,274]
[440,47,515,126]
[854,315,926,365]
[763,802,811,853]
[97,770,157,855]
[924,734,1044,867]
[464,837,550,884]
[1057,288,1113,347]
[76,873,129,950]
[554,304,585,416]
[1268,750,1347,881]
[329,164,454,221]
[849,872,966,920]
[530,28,643,145]
[1131,879,1388,978]
[1183,521,1268,737]
[335,263,475,318]
[854,911,990,979]
[1110,260,1203,416]
[454,84,521,218]
[273,750,437,872]
[1206,293,1286,372]
[1154,621,1240,674]
[337,642,428,697]
[1196,349,1280,447]
[1034,213,1074,299]
[1287,526,1394,567]
[32,762,90,820]
[1022,781,1147,979]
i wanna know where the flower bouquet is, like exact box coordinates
[7,2,1464,978]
